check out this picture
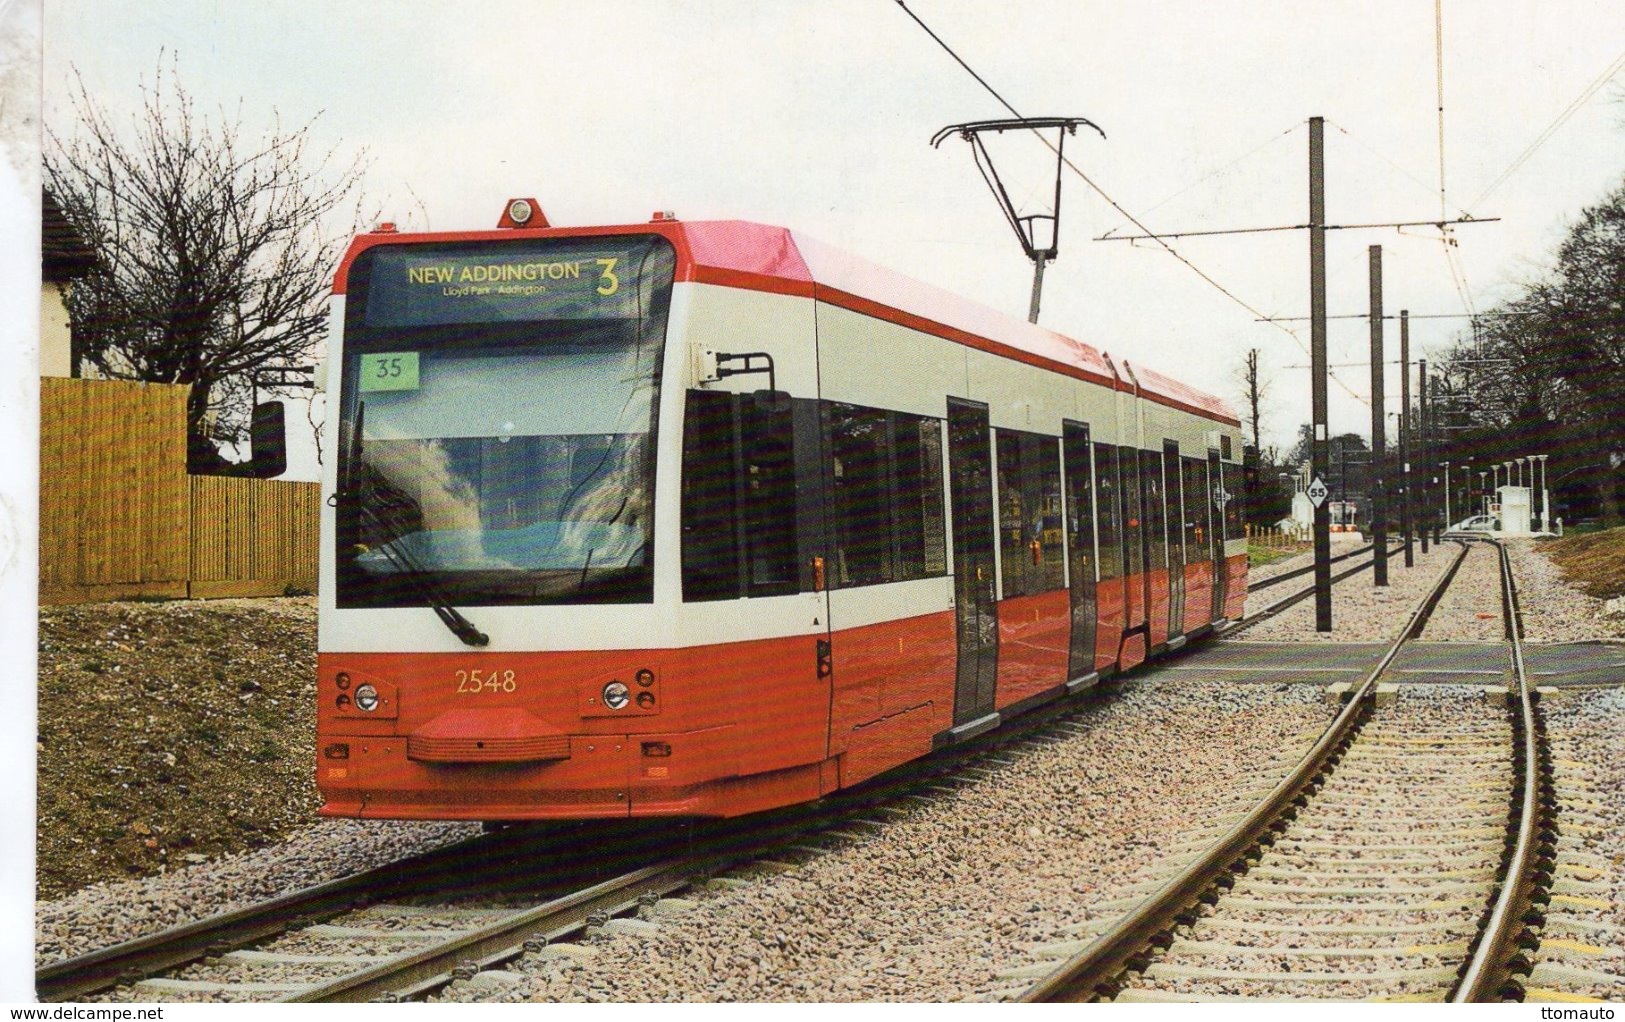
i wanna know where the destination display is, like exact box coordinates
[359,236,669,327]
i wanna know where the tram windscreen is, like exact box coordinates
[335,235,676,606]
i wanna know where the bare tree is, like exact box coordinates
[45,57,368,470]
[1237,347,1270,451]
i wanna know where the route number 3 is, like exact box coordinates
[595,258,619,296]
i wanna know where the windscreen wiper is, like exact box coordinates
[352,503,490,647]
[340,401,489,647]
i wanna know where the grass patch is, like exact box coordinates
[1248,540,1311,566]
[1540,526,1625,600]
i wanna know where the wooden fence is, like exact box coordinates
[39,377,319,605]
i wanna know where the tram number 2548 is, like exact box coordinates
[456,668,518,694]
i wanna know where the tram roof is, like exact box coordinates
[333,218,1239,429]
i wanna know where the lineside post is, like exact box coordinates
[1369,245,1388,586]
[1309,116,1331,632]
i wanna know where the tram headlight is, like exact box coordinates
[507,198,533,225]
[602,681,630,710]
[354,684,380,712]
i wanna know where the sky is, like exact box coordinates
[4,0,1624,1000]
[32,0,1625,467]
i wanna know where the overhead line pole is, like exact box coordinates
[1420,356,1431,554]
[1401,310,1414,568]
[1309,116,1332,633]
[1369,246,1388,587]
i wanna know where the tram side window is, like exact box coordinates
[1183,456,1207,559]
[1119,446,1144,579]
[680,390,798,601]
[829,404,894,586]
[739,399,799,592]
[681,391,740,601]
[1223,461,1246,542]
[1163,443,1185,566]
[1144,448,1166,572]
[1093,443,1121,580]
[1063,426,1096,583]
[827,403,947,589]
[996,432,1027,596]
[996,430,1065,597]
[895,413,948,579]
[1028,435,1065,592]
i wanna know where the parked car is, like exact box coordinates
[1447,513,1500,533]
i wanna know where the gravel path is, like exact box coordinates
[413,679,1336,1003]
[36,819,479,967]
[1507,540,1625,643]
[1420,541,1506,642]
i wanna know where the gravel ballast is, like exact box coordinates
[417,678,1336,1003]
[1534,687,1625,1001]
[36,818,479,967]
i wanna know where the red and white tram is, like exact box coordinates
[316,201,1247,820]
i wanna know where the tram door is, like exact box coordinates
[1207,449,1228,618]
[1163,441,1185,639]
[1063,422,1097,681]
[948,399,998,726]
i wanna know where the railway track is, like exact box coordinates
[1017,537,1559,1003]
[1246,538,1406,593]
[1219,539,1409,639]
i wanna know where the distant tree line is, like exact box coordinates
[1434,174,1625,527]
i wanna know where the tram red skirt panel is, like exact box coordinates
[1183,561,1214,631]
[827,609,956,762]
[994,589,1070,710]
[1095,578,1126,673]
[1225,554,1249,619]
[1147,567,1171,648]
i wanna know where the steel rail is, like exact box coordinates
[33,830,528,1001]
[1020,540,1472,1002]
[1450,538,1552,1002]
[283,855,721,1002]
[32,819,683,1002]
[44,543,1399,1003]
[1248,539,1405,591]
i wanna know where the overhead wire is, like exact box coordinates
[1434,1,1478,323]
[893,0,1372,405]
[1466,43,1625,212]
[1326,119,1470,218]
[1111,120,1303,226]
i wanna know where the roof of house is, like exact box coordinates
[43,190,96,281]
